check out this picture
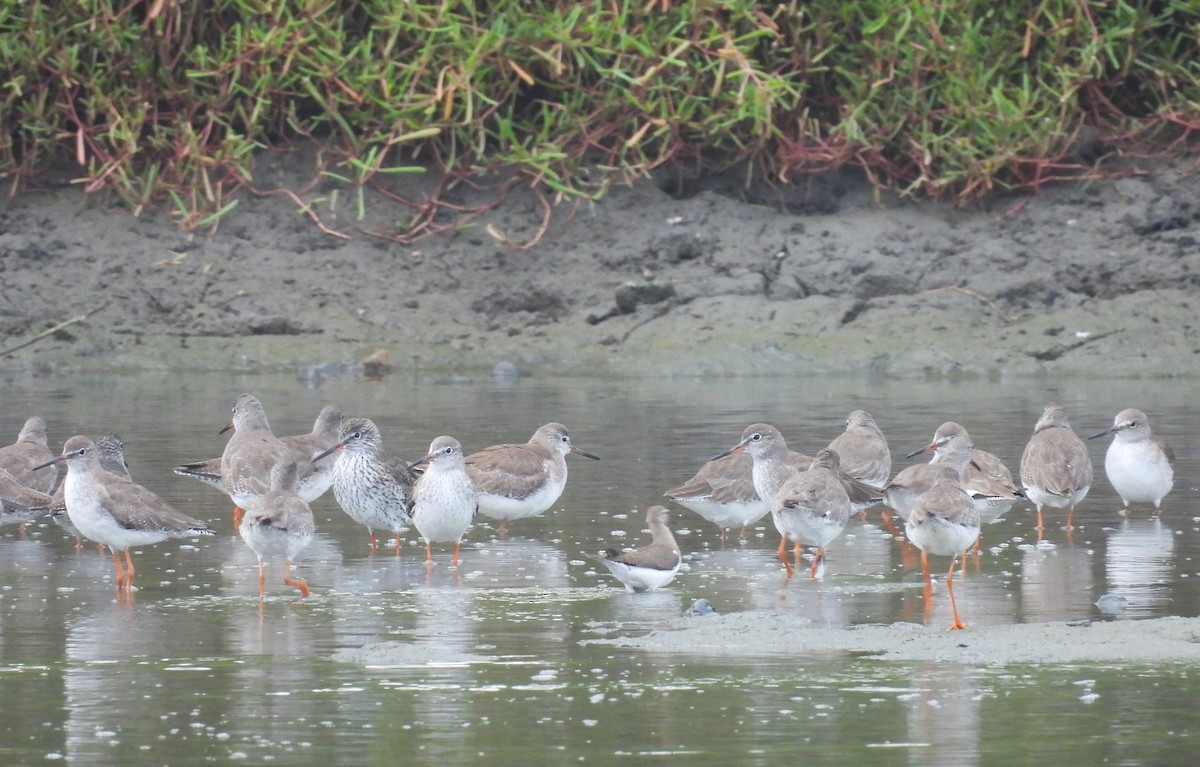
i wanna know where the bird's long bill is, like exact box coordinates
[312,442,345,463]
[571,446,601,460]
[903,442,936,459]
[1086,427,1114,441]
[219,421,234,435]
[33,453,68,471]
[711,441,748,461]
[406,453,435,472]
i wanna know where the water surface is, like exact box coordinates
[0,371,1196,765]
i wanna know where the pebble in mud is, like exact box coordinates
[684,598,718,617]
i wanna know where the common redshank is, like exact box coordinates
[826,410,891,489]
[771,448,851,578]
[905,467,981,630]
[0,467,52,527]
[1020,404,1093,540]
[409,436,478,568]
[466,422,598,535]
[883,422,976,523]
[715,423,881,513]
[590,505,682,592]
[175,403,339,513]
[312,417,414,552]
[50,432,130,546]
[239,461,315,598]
[0,416,57,494]
[36,436,215,593]
[218,394,299,529]
[1089,408,1174,516]
[664,449,767,542]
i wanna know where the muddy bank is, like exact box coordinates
[2,154,1198,379]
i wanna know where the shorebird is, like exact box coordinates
[905,467,981,630]
[0,467,52,527]
[826,410,891,489]
[213,394,299,529]
[664,450,768,542]
[960,446,1024,525]
[771,448,851,578]
[50,433,130,546]
[883,423,975,523]
[590,505,682,592]
[1020,404,1093,540]
[311,417,414,552]
[887,422,1021,559]
[35,436,215,593]
[466,423,598,535]
[0,417,57,530]
[0,416,57,494]
[239,461,315,598]
[175,404,341,512]
[714,423,881,513]
[409,436,478,568]
[1089,408,1175,516]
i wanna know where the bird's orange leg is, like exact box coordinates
[257,557,266,598]
[123,550,137,590]
[793,541,803,570]
[110,549,125,590]
[777,536,793,576]
[393,534,402,555]
[425,542,434,569]
[810,547,824,578]
[498,520,509,540]
[452,542,461,567]
[881,509,901,537]
[738,524,747,541]
[282,561,310,597]
[369,531,378,552]
[947,555,967,630]
[1066,505,1075,531]
[921,550,931,588]
[1036,507,1044,542]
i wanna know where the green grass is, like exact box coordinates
[1,1,1198,236]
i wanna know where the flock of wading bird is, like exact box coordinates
[0,395,1175,628]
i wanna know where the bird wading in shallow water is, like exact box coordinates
[409,436,478,569]
[177,401,337,527]
[664,449,767,544]
[239,461,315,599]
[591,505,682,592]
[466,423,598,537]
[825,410,891,490]
[905,467,981,631]
[1089,408,1174,516]
[36,436,215,595]
[312,417,415,553]
[770,449,851,578]
[1020,404,1092,542]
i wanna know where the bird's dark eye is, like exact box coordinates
[752,433,762,441]
[76,448,87,457]
[352,431,362,440]
[444,446,454,455]
[561,435,569,444]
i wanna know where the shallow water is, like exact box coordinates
[0,370,1197,765]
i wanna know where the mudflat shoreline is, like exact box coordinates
[2,156,1197,380]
